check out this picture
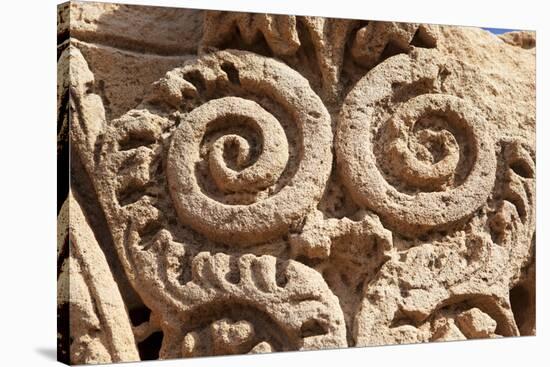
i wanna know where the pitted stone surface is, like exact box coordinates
[336,50,497,236]
[58,1,536,363]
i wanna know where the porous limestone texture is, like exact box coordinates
[57,1,536,364]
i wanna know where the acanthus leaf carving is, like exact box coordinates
[59,4,535,362]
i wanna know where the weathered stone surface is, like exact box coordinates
[60,1,202,55]
[456,308,498,338]
[499,31,536,49]
[58,1,536,364]
[57,192,139,364]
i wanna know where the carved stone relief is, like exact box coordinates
[57,1,535,364]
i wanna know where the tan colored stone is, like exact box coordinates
[456,308,498,338]
[432,320,467,342]
[499,31,536,49]
[57,192,139,364]
[249,341,275,354]
[58,1,536,363]
[64,1,202,55]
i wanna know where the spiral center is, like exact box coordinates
[376,97,470,193]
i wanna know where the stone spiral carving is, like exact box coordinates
[199,99,288,193]
[59,3,536,361]
[150,244,347,358]
[84,49,344,360]
[336,49,497,236]
[164,50,333,245]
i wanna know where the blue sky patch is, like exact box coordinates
[482,28,518,34]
